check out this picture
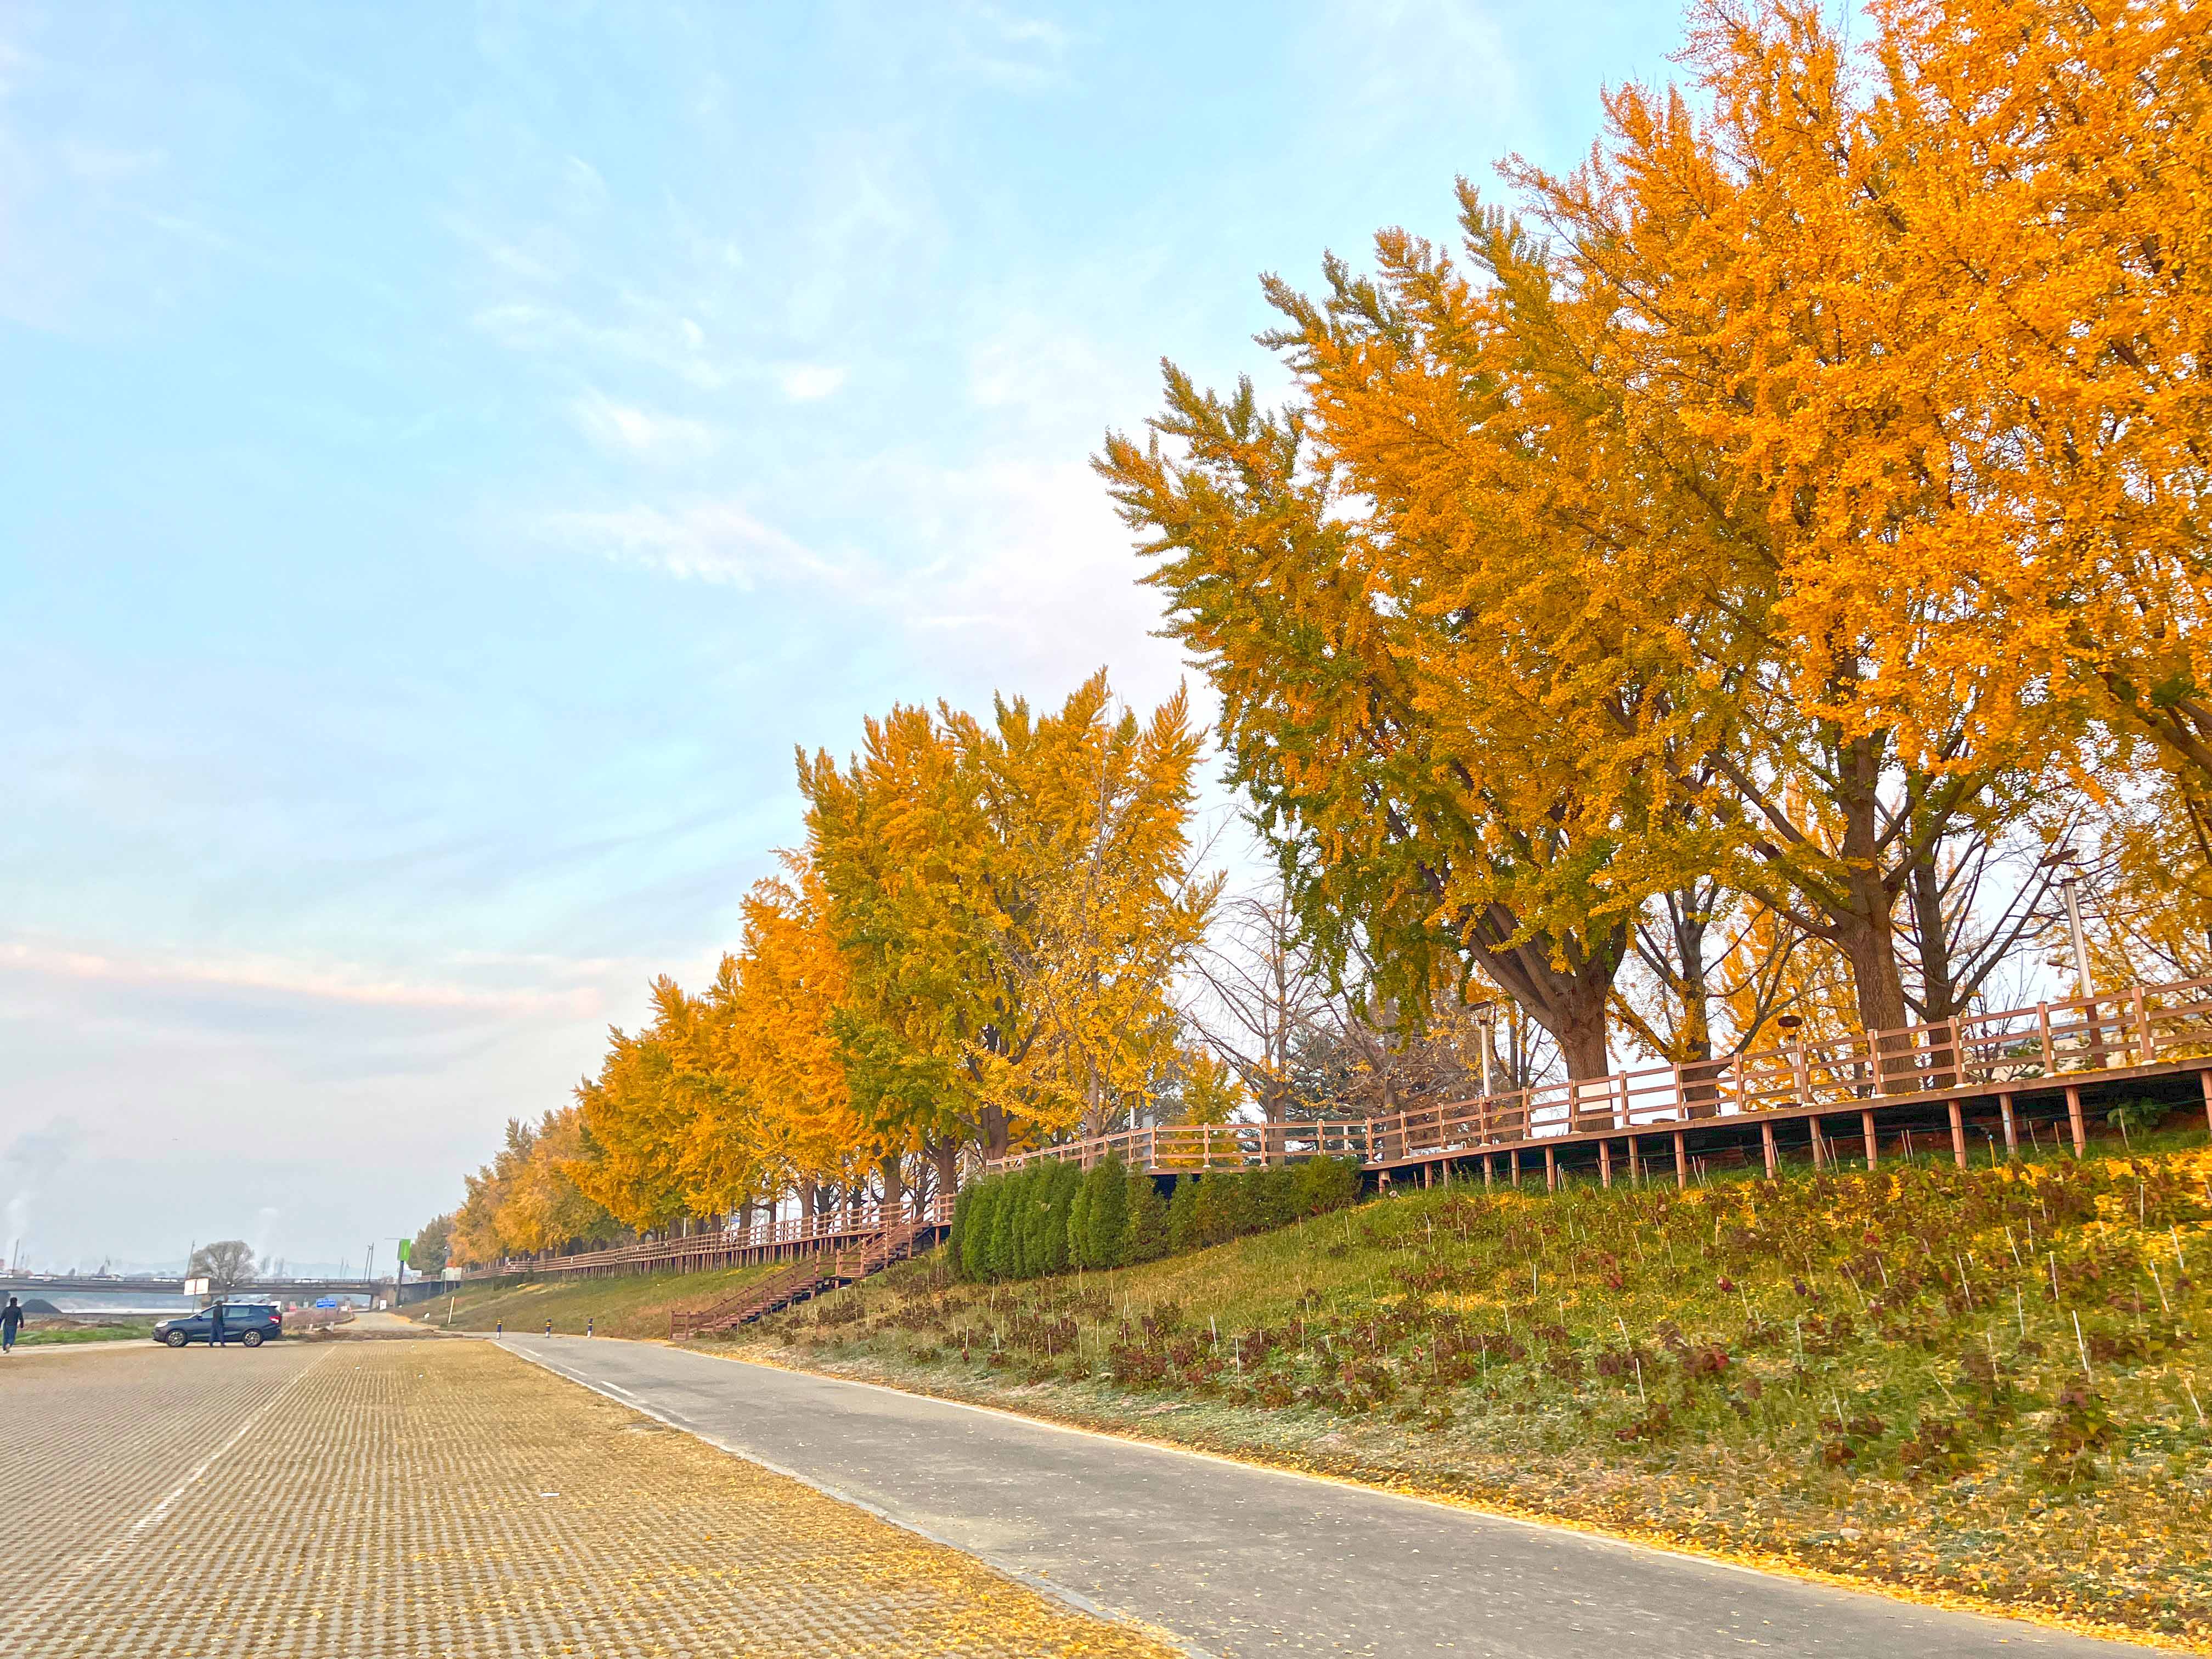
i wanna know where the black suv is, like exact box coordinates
[152,1302,283,1348]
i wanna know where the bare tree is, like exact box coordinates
[1901,809,2080,1024]
[1182,877,1340,1120]
[1612,883,1804,1065]
[188,1239,256,1291]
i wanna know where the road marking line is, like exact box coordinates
[15,1346,337,1629]
[129,1349,333,1534]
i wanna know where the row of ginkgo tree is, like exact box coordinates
[441,672,1233,1268]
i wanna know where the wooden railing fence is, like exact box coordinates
[994,977,2212,1178]
[459,978,2212,1282]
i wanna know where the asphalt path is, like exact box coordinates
[498,1334,2152,1658]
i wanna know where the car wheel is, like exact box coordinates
[165,1330,188,1348]
[240,1329,264,1348]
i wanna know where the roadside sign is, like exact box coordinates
[183,1277,210,1296]
[397,1239,411,1265]
[314,1296,338,1308]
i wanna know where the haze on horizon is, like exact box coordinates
[0,1,1678,1271]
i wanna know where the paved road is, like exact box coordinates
[1,1338,331,1600]
[504,1335,2155,1659]
[3,1337,1172,1657]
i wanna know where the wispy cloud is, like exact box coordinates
[566,388,718,459]
[472,298,733,391]
[535,500,846,590]
[535,443,1184,707]
[0,939,600,1019]
[775,362,848,401]
[1311,0,1521,138]
[946,3,1078,91]
[58,139,164,182]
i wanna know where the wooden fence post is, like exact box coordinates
[2135,985,2154,1066]
[1599,1140,1612,1188]
[1861,1109,1878,1169]
[2000,1096,2017,1156]
[1760,1121,1778,1180]
[2202,1070,2212,1137]
[1673,1131,1688,1190]
[1947,1099,1968,1169]
[1544,1146,1558,1192]
[1509,1149,1520,1188]
[2066,1086,2086,1156]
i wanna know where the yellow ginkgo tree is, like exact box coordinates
[802,671,1217,1166]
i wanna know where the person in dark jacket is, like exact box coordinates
[1,1296,22,1353]
[208,1301,226,1348]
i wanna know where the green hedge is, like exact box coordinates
[949,1153,1362,1283]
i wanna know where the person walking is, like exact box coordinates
[1,1296,22,1354]
[208,1301,226,1349]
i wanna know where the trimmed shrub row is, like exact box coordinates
[950,1153,1363,1283]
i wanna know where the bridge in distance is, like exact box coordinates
[1,1272,429,1301]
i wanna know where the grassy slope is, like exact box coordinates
[719,1133,2212,1646]
[404,1262,783,1340]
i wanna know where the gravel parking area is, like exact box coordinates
[1,1338,1174,1657]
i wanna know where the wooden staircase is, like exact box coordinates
[669,1216,932,1340]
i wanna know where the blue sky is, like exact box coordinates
[0,1,1682,1270]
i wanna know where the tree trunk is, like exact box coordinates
[1909,847,1961,1087]
[1547,986,1613,1087]
[1829,733,1912,1087]
[930,1137,960,1205]
[1909,849,1957,1021]
[1457,911,1626,1084]
[880,1153,905,1220]
[1669,893,1724,1110]
[1671,895,1713,1066]
[980,1103,1009,1161]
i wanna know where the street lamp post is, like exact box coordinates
[2059,869,2095,1000]
[2043,848,2105,1068]
[1469,1002,1498,1099]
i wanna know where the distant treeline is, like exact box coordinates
[950,1154,1363,1283]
